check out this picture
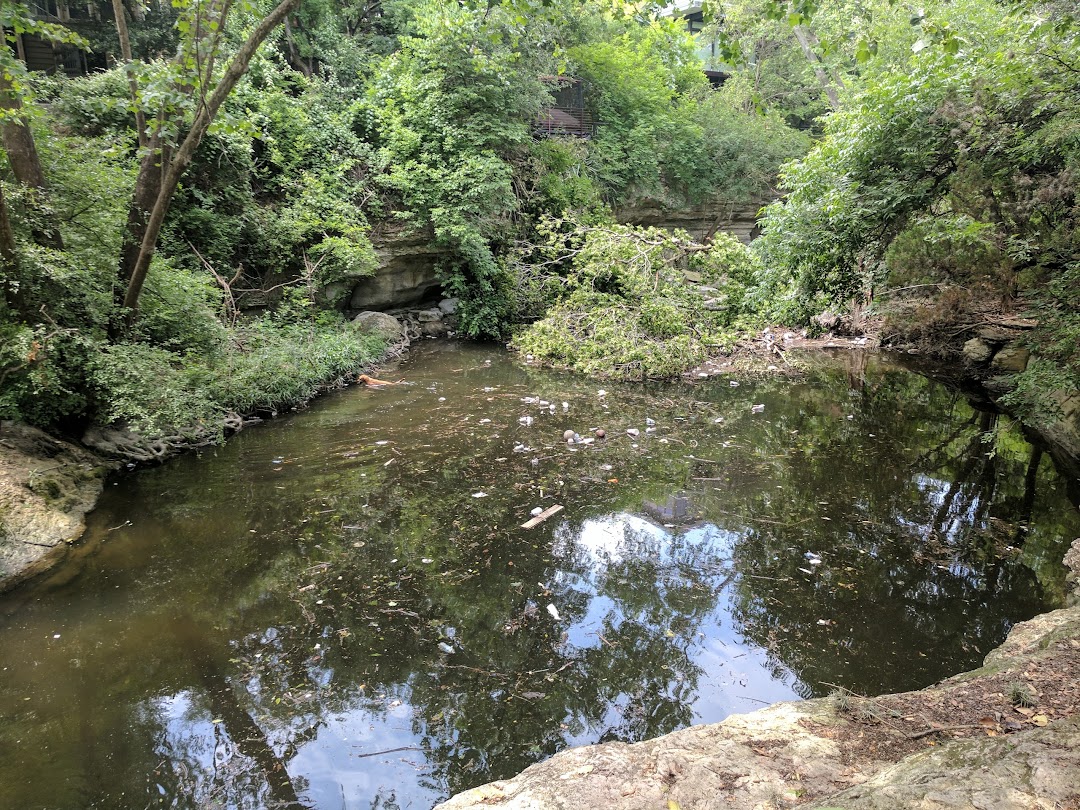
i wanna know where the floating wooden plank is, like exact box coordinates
[521,504,563,529]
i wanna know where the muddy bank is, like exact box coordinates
[438,545,1080,809]
[0,422,114,592]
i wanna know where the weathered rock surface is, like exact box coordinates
[0,422,113,592]
[616,197,767,244]
[963,336,995,364]
[351,310,405,343]
[990,345,1031,374]
[437,605,1080,810]
[348,223,447,311]
[807,716,1080,810]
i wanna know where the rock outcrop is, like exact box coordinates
[616,197,768,244]
[348,222,448,311]
[0,422,113,592]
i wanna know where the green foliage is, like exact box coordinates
[132,260,227,355]
[755,0,1080,332]
[512,226,760,379]
[0,325,93,428]
[87,318,387,436]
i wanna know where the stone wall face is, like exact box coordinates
[615,197,768,244]
[347,223,448,312]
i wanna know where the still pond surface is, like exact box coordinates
[1,342,1078,809]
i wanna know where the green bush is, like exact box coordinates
[512,226,758,379]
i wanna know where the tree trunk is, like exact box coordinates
[118,0,303,322]
[0,182,22,315]
[0,76,64,250]
[791,24,844,111]
[110,0,148,147]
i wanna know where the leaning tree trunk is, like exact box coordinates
[118,0,303,323]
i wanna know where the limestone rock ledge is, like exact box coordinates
[437,605,1080,810]
[0,422,114,592]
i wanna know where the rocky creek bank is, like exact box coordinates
[439,542,1080,810]
[0,422,115,592]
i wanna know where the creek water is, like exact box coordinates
[1,342,1077,809]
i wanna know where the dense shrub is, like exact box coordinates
[512,228,761,379]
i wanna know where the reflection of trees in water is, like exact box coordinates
[715,378,1063,698]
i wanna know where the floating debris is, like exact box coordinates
[751,404,765,414]
[518,416,534,426]
[530,507,543,517]
[563,429,576,442]
[626,428,640,438]
[546,603,561,622]
[472,492,488,498]
[522,504,564,529]
[438,642,454,654]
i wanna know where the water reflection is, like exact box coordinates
[0,343,1076,809]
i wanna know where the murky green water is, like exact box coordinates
[1,343,1077,809]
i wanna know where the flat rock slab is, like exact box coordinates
[0,422,111,592]
[808,716,1080,810]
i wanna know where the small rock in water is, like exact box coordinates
[595,428,606,439]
